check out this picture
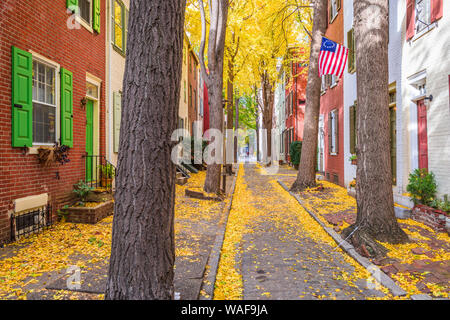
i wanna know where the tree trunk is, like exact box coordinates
[342,0,408,256]
[261,73,274,165]
[290,0,328,192]
[226,69,234,175]
[105,0,186,300]
[198,0,229,194]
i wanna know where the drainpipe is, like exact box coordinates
[107,0,113,162]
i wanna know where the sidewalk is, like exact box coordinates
[0,170,236,300]
[213,163,388,300]
[277,168,450,299]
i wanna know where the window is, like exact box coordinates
[329,0,340,23]
[184,81,187,103]
[416,0,430,33]
[331,74,337,87]
[79,0,92,25]
[112,0,127,53]
[32,60,57,144]
[389,87,397,185]
[407,0,443,40]
[329,109,338,154]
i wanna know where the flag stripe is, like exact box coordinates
[319,37,349,80]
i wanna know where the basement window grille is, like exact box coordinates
[10,205,53,242]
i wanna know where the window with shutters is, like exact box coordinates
[329,109,338,155]
[70,0,100,33]
[32,60,58,145]
[408,0,443,40]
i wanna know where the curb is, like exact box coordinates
[199,166,240,300]
[277,180,411,298]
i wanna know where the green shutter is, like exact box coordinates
[349,105,356,154]
[113,91,122,153]
[67,0,78,11]
[60,68,74,148]
[11,46,33,148]
[93,0,101,33]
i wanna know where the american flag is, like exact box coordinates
[318,37,348,79]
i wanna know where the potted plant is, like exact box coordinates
[98,164,115,188]
[37,143,70,167]
[348,178,356,197]
[349,154,357,165]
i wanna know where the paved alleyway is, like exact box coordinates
[218,164,387,300]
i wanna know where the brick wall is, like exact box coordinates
[320,2,345,187]
[0,0,106,243]
[411,205,448,233]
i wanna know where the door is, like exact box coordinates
[85,99,94,181]
[417,99,428,170]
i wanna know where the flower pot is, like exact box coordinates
[351,159,357,165]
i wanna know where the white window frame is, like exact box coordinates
[76,0,93,33]
[330,0,338,22]
[29,51,60,147]
[330,109,338,155]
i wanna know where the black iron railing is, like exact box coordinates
[82,154,117,193]
[11,205,53,241]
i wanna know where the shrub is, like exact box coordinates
[430,195,450,214]
[406,169,437,206]
[73,180,93,203]
[289,141,302,167]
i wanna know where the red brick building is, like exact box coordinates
[284,48,307,163]
[319,0,345,186]
[188,51,199,135]
[0,0,106,243]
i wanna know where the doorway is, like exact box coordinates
[417,99,428,170]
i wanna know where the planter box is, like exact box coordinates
[65,200,114,224]
[411,204,448,233]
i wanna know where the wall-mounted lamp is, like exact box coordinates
[80,97,87,109]
[424,95,433,102]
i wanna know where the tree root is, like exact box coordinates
[289,179,317,192]
[342,225,390,259]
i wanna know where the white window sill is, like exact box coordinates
[330,83,338,89]
[411,22,436,42]
[330,152,338,156]
[76,16,93,33]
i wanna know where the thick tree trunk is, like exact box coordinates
[290,0,328,191]
[204,72,224,193]
[105,0,186,299]
[342,0,408,256]
[198,0,229,194]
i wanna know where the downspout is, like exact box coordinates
[107,0,113,162]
